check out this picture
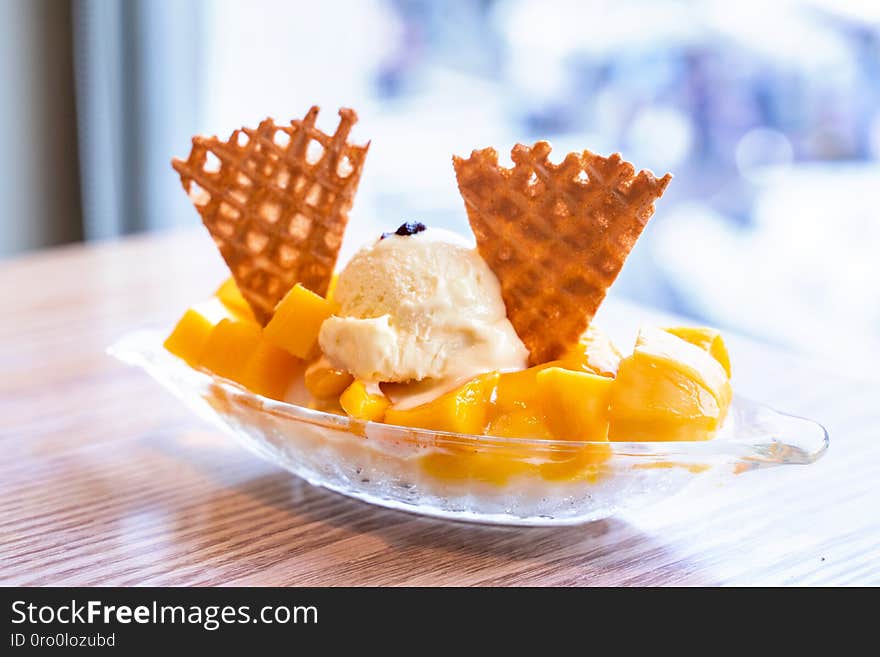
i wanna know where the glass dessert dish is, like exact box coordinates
[110,328,829,526]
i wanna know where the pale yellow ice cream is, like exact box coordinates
[318,227,528,390]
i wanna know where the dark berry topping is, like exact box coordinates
[381,221,427,239]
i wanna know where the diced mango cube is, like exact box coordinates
[608,328,732,441]
[663,327,731,378]
[164,308,216,367]
[198,318,263,384]
[559,326,622,377]
[339,380,390,422]
[538,444,612,481]
[536,367,613,440]
[494,362,560,414]
[487,408,553,440]
[215,277,256,323]
[241,340,301,400]
[304,358,353,399]
[264,284,338,359]
[384,371,499,435]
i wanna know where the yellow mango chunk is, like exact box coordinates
[198,318,263,384]
[264,284,338,359]
[384,371,499,435]
[164,308,215,367]
[304,358,353,399]
[339,380,390,422]
[664,327,731,378]
[241,340,301,400]
[559,326,622,377]
[486,364,559,438]
[536,367,613,440]
[487,408,553,440]
[608,328,732,441]
[215,277,256,323]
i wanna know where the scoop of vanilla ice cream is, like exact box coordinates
[319,227,528,384]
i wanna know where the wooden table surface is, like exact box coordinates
[2,229,878,586]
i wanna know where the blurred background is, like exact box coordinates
[2,0,879,365]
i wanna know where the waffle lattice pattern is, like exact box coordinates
[454,142,671,365]
[173,106,369,324]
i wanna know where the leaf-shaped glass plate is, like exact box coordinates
[109,329,828,526]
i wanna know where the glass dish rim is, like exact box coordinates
[109,328,829,465]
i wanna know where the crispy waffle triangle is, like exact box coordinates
[454,141,671,365]
[173,106,369,325]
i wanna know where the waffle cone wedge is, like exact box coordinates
[173,106,369,325]
[454,142,671,365]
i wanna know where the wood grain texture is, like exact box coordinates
[1,229,878,586]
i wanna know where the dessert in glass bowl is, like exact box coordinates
[110,105,826,525]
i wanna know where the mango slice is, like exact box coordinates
[493,362,559,414]
[240,340,301,401]
[486,362,559,439]
[304,358,353,400]
[559,326,622,377]
[199,318,263,383]
[663,327,731,378]
[536,367,613,441]
[264,284,338,359]
[215,277,256,323]
[339,380,390,422]
[384,371,499,435]
[608,328,732,441]
[164,308,215,367]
